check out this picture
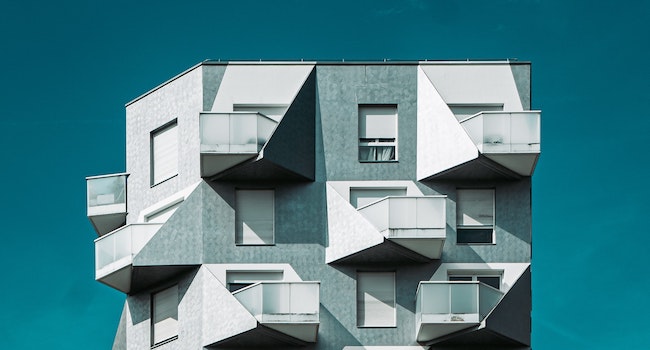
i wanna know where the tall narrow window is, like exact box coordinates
[152,285,178,345]
[151,121,178,185]
[456,189,495,244]
[357,272,396,327]
[359,105,397,162]
[235,189,275,245]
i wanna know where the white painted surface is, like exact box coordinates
[416,67,478,180]
[325,184,385,263]
[210,64,314,113]
[420,64,524,111]
[201,266,258,347]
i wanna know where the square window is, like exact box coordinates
[358,105,397,162]
[357,272,395,327]
[151,121,178,186]
[152,285,178,345]
[235,189,275,245]
[456,189,495,244]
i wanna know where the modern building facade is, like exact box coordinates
[86,60,539,350]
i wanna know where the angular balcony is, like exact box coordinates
[416,281,504,343]
[95,223,162,293]
[357,196,446,259]
[200,112,278,178]
[232,282,320,343]
[460,111,541,176]
[86,173,128,236]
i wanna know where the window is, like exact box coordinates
[235,189,275,245]
[152,285,178,345]
[448,274,501,290]
[358,105,397,162]
[357,272,395,327]
[233,104,288,122]
[144,200,183,223]
[448,104,504,121]
[151,121,178,185]
[349,188,406,208]
[456,189,495,244]
[226,271,284,292]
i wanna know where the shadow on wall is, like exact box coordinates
[127,268,199,326]
[329,260,441,313]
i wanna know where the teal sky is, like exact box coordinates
[1,1,648,349]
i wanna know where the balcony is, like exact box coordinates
[416,281,504,343]
[95,223,162,292]
[86,173,128,236]
[199,112,278,178]
[232,282,320,342]
[357,196,446,259]
[460,111,541,176]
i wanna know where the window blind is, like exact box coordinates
[152,285,178,344]
[235,190,274,244]
[357,272,395,327]
[151,123,178,185]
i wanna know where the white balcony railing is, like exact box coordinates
[86,173,127,217]
[200,112,278,153]
[416,281,503,326]
[460,111,541,153]
[232,282,320,323]
[95,223,162,278]
[357,196,446,238]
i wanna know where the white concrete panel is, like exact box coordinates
[210,64,315,113]
[420,64,524,111]
[429,263,530,293]
[416,67,478,180]
[325,184,385,263]
[201,266,258,347]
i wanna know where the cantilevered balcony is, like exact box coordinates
[357,196,447,259]
[460,111,541,176]
[87,173,128,236]
[200,112,278,178]
[95,223,162,292]
[232,282,320,343]
[416,281,504,343]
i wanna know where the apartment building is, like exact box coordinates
[86,60,539,350]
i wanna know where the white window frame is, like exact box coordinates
[358,105,398,162]
[456,188,495,244]
[235,189,275,245]
[448,273,502,290]
[356,271,396,328]
[150,120,179,186]
[151,285,178,346]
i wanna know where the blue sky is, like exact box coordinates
[1,0,648,349]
